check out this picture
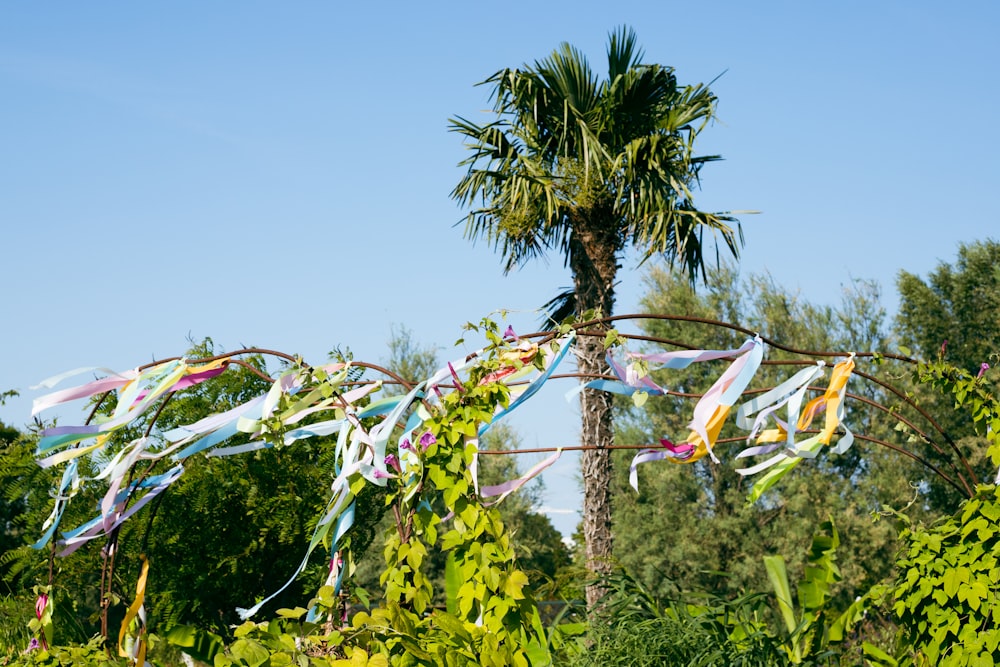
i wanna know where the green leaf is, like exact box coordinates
[445,552,461,616]
[503,570,529,600]
[230,638,271,667]
[166,624,224,664]
[942,568,960,598]
[862,642,899,666]
[829,595,866,642]
[763,555,797,637]
[434,611,472,643]
[353,586,370,609]
[276,606,308,620]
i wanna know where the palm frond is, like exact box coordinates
[539,287,576,328]
[607,26,643,81]
[536,42,599,120]
[451,26,743,281]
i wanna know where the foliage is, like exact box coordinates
[0,595,33,661]
[869,360,1000,666]
[341,320,548,665]
[895,239,1000,508]
[896,239,1000,377]
[0,341,350,642]
[762,520,861,664]
[880,485,1000,666]
[1,423,104,650]
[917,356,1000,473]
[99,340,344,635]
[571,569,791,666]
[577,518,882,666]
[2,635,126,666]
[350,327,571,605]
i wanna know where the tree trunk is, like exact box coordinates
[569,215,620,611]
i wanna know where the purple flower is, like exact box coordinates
[24,638,40,653]
[979,362,990,378]
[399,438,413,452]
[373,469,396,480]
[503,325,518,341]
[448,362,464,393]
[419,432,436,450]
[384,454,401,472]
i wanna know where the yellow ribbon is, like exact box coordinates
[668,404,731,464]
[755,358,855,448]
[118,555,149,665]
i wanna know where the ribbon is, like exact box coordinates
[32,370,138,416]
[624,338,764,488]
[734,362,827,458]
[593,338,761,398]
[480,333,575,436]
[480,449,562,506]
[628,439,698,491]
[118,555,149,665]
[738,357,855,502]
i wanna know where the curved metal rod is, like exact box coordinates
[138,347,299,371]
[477,433,966,496]
[567,314,919,363]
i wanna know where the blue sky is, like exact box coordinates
[2,2,998,537]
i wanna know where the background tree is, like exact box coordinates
[0,341,352,642]
[452,26,741,607]
[895,238,1000,507]
[896,239,1000,377]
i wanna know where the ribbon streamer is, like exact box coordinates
[738,358,856,502]
[118,555,149,665]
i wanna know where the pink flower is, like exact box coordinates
[399,438,413,452]
[384,454,401,472]
[503,325,518,340]
[419,432,436,450]
[979,362,990,378]
[35,594,48,620]
[373,469,396,480]
[941,340,948,356]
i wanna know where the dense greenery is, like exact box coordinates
[895,239,1000,510]
[874,357,1000,665]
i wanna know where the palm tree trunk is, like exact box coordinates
[569,219,620,610]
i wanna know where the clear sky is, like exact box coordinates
[2,2,998,538]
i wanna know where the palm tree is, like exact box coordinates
[451,27,742,608]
